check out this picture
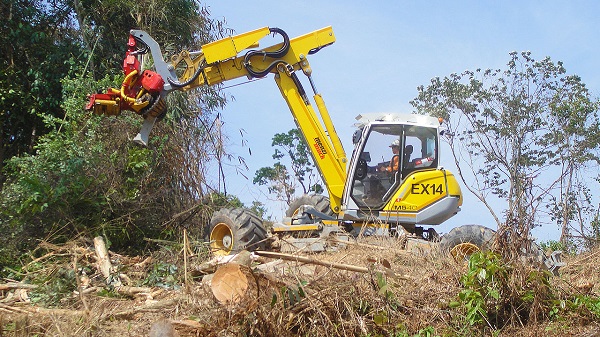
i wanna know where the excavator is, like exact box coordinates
[86,26,562,273]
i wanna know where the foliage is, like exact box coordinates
[28,265,78,307]
[143,262,180,289]
[539,240,576,256]
[411,51,600,252]
[571,295,600,319]
[254,129,323,205]
[0,0,81,187]
[0,2,239,269]
[272,281,308,309]
[451,251,555,332]
[73,0,223,79]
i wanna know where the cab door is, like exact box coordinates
[344,123,439,212]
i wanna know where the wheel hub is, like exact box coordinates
[450,242,480,261]
[210,223,234,256]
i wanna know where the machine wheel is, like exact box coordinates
[440,225,495,261]
[207,208,267,256]
[286,194,334,218]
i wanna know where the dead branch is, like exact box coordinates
[0,302,87,316]
[0,283,38,291]
[253,251,410,280]
[114,286,154,296]
[108,298,180,320]
[93,236,121,286]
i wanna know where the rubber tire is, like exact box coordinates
[285,194,334,218]
[207,208,267,256]
[440,224,495,255]
[441,225,562,274]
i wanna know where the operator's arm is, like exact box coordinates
[377,156,398,173]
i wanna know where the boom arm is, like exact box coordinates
[87,27,347,213]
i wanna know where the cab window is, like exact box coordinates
[350,125,438,209]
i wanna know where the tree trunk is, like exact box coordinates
[211,263,257,305]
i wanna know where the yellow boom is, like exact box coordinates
[88,27,348,213]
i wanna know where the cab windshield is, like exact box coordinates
[350,124,438,209]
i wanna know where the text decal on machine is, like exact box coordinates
[313,137,327,159]
[411,183,444,195]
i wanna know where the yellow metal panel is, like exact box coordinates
[272,224,321,232]
[199,27,336,86]
[202,27,271,64]
[175,26,345,214]
[445,171,463,206]
[201,26,335,68]
[384,170,451,212]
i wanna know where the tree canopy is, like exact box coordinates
[254,129,323,205]
[411,51,600,251]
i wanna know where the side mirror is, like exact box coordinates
[352,128,363,144]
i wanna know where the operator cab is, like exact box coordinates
[346,113,440,211]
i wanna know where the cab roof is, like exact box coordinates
[355,113,440,128]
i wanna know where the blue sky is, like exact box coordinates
[203,1,600,241]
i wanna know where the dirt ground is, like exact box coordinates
[1,236,600,336]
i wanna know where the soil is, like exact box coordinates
[1,237,599,336]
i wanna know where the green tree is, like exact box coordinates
[0,2,235,268]
[411,51,600,253]
[0,0,80,187]
[254,129,323,205]
[73,0,214,79]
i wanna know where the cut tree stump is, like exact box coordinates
[210,263,257,305]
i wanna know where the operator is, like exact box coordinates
[378,139,401,173]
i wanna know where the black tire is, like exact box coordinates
[207,208,267,256]
[440,225,495,260]
[285,194,334,218]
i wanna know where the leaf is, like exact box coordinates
[477,268,487,282]
[270,293,277,307]
[373,311,388,325]
[488,288,500,300]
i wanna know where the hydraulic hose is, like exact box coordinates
[308,42,333,55]
[131,36,149,55]
[243,27,291,78]
[168,61,205,88]
[120,70,139,104]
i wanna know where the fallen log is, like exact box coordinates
[93,236,121,286]
[253,250,410,280]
